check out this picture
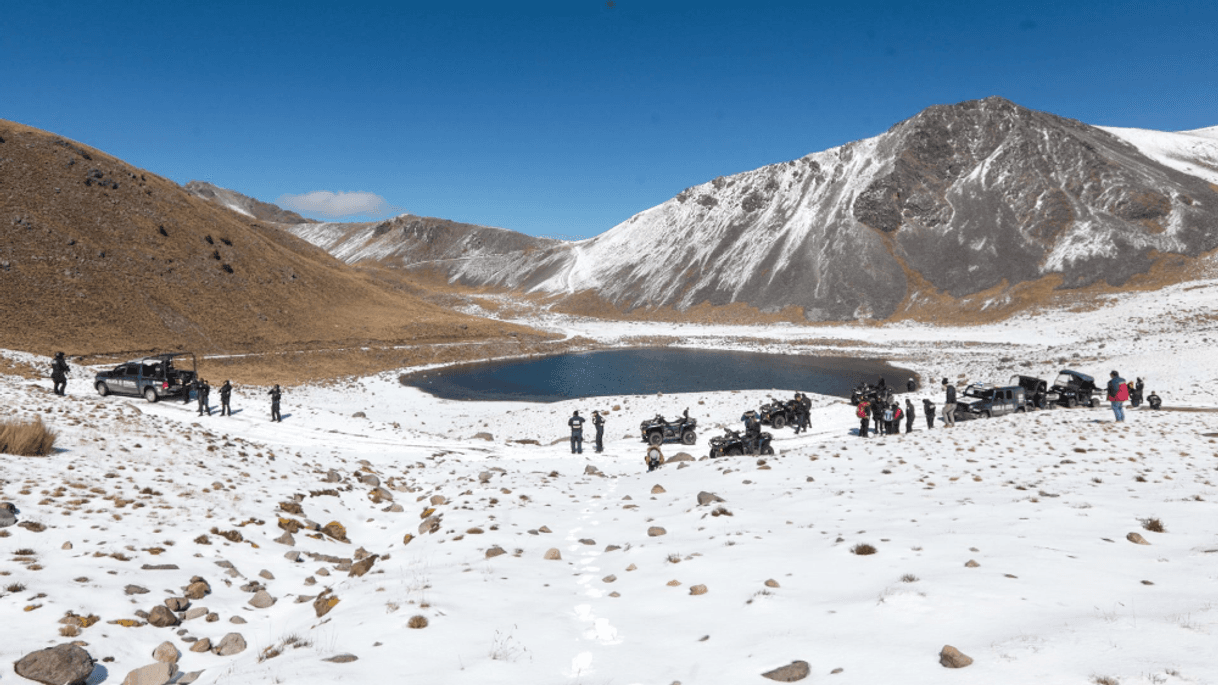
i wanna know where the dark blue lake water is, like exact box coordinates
[400,348,909,402]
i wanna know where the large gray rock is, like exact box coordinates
[147,605,180,627]
[248,589,276,608]
[762,660,810,682]
[939,645,973,668]
[14,644,95,685]
[213,633,247,656]
[151,641,180,663]
[122,661,177,685]
[697,491,725,505]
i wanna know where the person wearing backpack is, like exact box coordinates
[881,403,895,437]
[856,398,871,438]
[942,378,957,427]
[923,397,935,429]
[1107,370,1129,422]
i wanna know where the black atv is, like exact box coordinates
[851,383,893,407]
[640,411,697,446]
[757,399,797,429]
[709,428,774,457]
[1047,369,1100,408]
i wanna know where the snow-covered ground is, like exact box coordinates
[3,279,1218,684]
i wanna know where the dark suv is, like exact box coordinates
[95,353,197,403]
[1047,370,1100,408]
[956,383,1027,420]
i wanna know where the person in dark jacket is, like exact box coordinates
[269,384,282,422]
[184,377,196,404]
[1147,391,1162,410]
[1106,370,1127,422]
[51,352,69,396]
[906,377,916,393]
[198,379,211,416]
[219,380,233,416]
[905,398,916,434]
[1130,377,1145,407]
[592,410,605,453]
[741,410,761,454]
[922,398,935,429]
[942,378,957,427]
[870,398,883,436]
[568,410,585,454]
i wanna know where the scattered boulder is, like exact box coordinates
[764,579,780,588]
[151,641,180,663]
[147,605,180,627]
[761,660,810,682]
[213,633,247,656]
[369,487,394,503]
[585,465,602,476]
[651,484,666,494]
[273,531,295,546]
[324,470,342,483]
[349,555,379,577]
[697,491,725,505]
[164,597,190,612]
[1127,532,1151,545]
[648,526,667,537]
[472,432,494,441]
[544,548,562,560]
[124,584,150,595]
[964,559,980,568]
[178,671,204,684]
[184,607,208,621]
[314,589,340,618]
[259,569,275,580]
[183,579,210,599]
[603,575,617,583]
[229,616,247,624]
[121,662,176,685]
[321,521,350,543]
[14,644,95,685]
[939,645,973,668]
[668,452,695,462]
[324,654,359,663]
[248,590,276,609]
[352,411,367,419]
[485,546,507,559]
[429,494,446,505]
[189,638,211,653]
[478,471,492,483]
[419,516,441,535]
[689,584,708,595]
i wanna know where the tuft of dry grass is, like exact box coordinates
[851,543,877,556]
[1092,676,1119,685]
[0,417,57,457]
[900,573,919,583]
[407,615,429,629]
[1141,518,1166,533]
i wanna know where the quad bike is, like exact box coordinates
[709,428,774,457]
[640,410,697,446]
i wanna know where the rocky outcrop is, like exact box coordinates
[14,644,94,685]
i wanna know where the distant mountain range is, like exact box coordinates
[198,97,1218,322]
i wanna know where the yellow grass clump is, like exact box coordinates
[0,416,57,456]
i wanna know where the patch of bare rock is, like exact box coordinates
[14,644,95,685]
[762,660,810,682]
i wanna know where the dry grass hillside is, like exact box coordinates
[0,120,552,382]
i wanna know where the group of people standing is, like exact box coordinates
[856,391,930,438]
[567,409,606,454]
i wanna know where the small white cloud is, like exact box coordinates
[277,190,394,218]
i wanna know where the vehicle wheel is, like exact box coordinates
[1066,397,1077,408]
[1016,407,1026,413]
[981,410,992,419]
[647,431,664,446]
[681,430,696,445]
[1089,397,1100,408]
[771,415,787,430]
[143,387,159,403]
[725,446,743,457]
[760,444,775,456]
[96,382,109,397]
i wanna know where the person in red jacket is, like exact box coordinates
[1107,370,1128,422]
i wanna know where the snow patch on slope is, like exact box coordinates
[1099,125,1218,185]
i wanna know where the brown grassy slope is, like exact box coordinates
[0,120,547,370]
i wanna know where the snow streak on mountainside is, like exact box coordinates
[1097,125,1218,186]
[185,180,314,225]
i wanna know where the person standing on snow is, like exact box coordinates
[905,398,916,434]
[741,409,761,454]
[923,397,935,429]
[592,410,605,453]
[219,380,233,416]
[856,397,871,438]
[198,379,211,416]
[269,384,282,422]
[50,352,70,396]
[906,377,916,393]
[942,378,957,427]
[568,410,585,454]
[1107,370,1129,422]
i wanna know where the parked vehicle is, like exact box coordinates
[94,353,197,403]
[1009,375,1050,409]
[708,427,774,457]
[640,411,697,446]
[955,383,1027,420]
[757,399,797,429]
[1047,369,1100,408]
[850,383,893,407]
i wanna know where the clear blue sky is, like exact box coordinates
[5,1,1216,238]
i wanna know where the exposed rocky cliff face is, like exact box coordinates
[185,180,314,225]
[270,98,1218,321]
